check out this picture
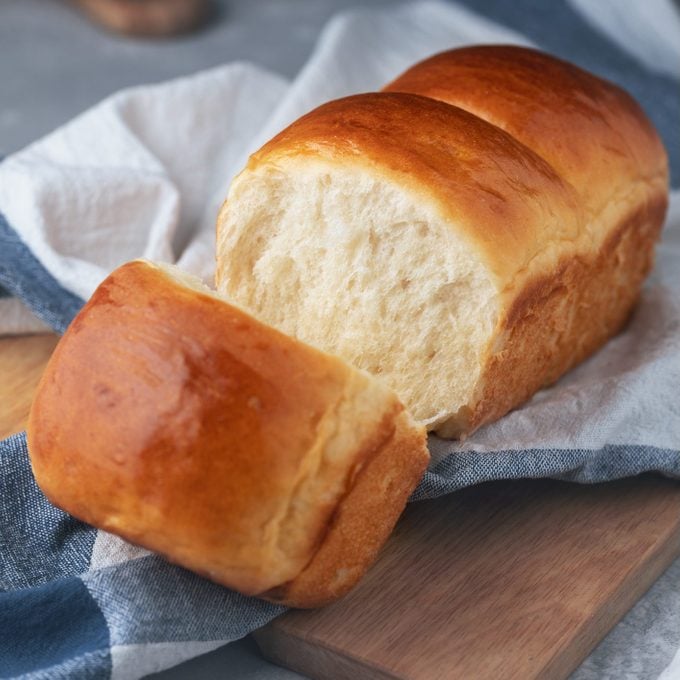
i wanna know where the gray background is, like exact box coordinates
[0,0,395,155]
[2,1,678,678]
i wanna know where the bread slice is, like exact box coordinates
[216,46,668,437]
[27,260,429,607]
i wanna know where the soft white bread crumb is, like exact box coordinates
[217,159,498,431]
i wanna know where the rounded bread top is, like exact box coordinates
[246,90,583,289]
[242,45,668,290]
[383,45,668,217]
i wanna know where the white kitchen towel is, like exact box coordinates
[1,1,680,679]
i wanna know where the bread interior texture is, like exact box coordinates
[217,160,498,431]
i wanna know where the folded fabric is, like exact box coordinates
[1,1,679,678]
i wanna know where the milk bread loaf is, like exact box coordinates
[216,45,669,437]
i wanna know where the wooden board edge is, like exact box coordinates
[540,514,680,679]
[254,624,401,680]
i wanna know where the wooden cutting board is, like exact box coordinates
[256,476,680,680]
[3,333,680,680]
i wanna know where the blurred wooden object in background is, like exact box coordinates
[71,0,213,37]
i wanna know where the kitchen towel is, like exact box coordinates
[1,1,679,678]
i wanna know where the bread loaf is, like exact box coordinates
[216,45,669,437]
[27,260,429,607]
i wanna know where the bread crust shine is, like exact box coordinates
[383,45,666,218]
[27,261,429,606]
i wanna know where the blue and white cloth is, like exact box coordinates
[1,1,679,678]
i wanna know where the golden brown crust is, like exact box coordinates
[27,260,428,602]
[383,45,667,217]
[248,91,583,286]
[262,408,429,608]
